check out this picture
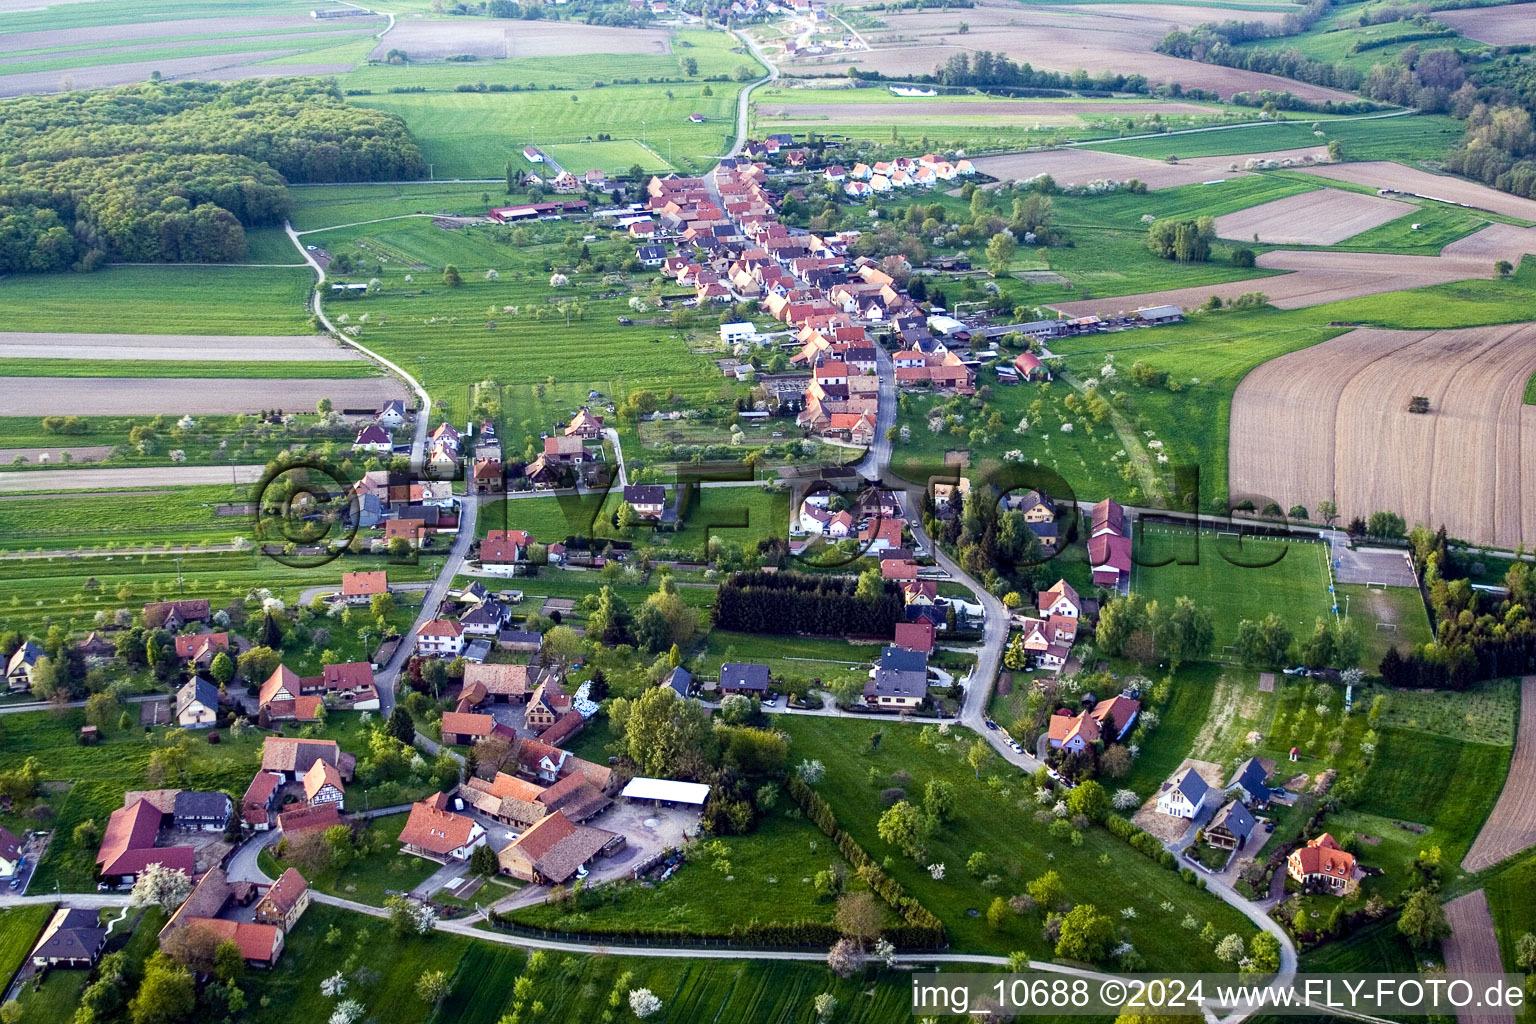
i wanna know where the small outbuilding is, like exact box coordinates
[620,778,710,808]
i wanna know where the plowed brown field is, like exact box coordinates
[1296,161,1536,221]
[1214,187,1412,245]
[1464,677,1536,872]
[1228,323,1536,549]
[1438,2,1536,45]
[1441,891,1513,1024]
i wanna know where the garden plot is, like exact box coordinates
[0,332,355,362]
[1229,323,1536,550]
[1464,677,1536,872]
[0,376,405,416]
[1214,188,1412,246]
[371,20,670,60]
[972,148,1252,189]
[1437,2,1536,45]
[1296,161,1536,222]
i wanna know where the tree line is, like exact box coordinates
[1380,525,1536,688]
[713,570,905,637]
[0,79,425,272]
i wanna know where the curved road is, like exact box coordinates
[725,29,780,159]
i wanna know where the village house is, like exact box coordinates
[1228,757,1272,808]
[302,759,346,809]
[77,631,116,666]
[376,399,407,430]
[341,571,389,605]
[1204,799,1256,852]
[441,710,497,745]
[719,662,770,696]
[143,599,211,630]
[257,665,322,723]
[1287,834,1358,893]
[252,868,311,932]
[260,736,354,784]
[353,423,393,453]
[95,798,196,885]
[622,484,667,520]
[398,794,487,862]
[893,619,936,655]
[277,802,340,838]
[566,407,605,438]
[315,661,379,709]
[1156,766,1209,819]
[1046,694,1141,754]
[416,619,466,658]
[30,909,107,970]
[173,632,228,672]
[175,677,219,729]
[525,679,572,730]
[173,790,232,832]
[241,772,282,831]
[160,867,285,968]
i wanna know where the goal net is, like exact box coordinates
[1375,622,1397,633]
[1366,581,1389,591]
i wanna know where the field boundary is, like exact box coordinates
[1463,677,1536,873]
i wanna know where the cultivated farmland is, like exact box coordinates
[0,375,405,416]
[1213,188,1413,245]
[783,0,1361,102]
[369,20,670,60]
[1297,161,1536,222]
[0,332,354,361]
[1441,890,1513,1024]
[1436,2,1536,46]
[1228,323,1536,549]
[1464,677,1536,872]
[972,147,1260,190]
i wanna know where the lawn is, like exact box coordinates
[0,485,247,552]
[1336,583,1435,671]
[542,139,672,175]
[1131,524,1337,652]
[1085,113,1467,164]
[1119,661,1223,797]
[696,629,878,682]
[258,812,440,906]
[250,902,929,1024]
[0,904,54,989]
[479,487,787,557]
[777,716,1261,967]
[1356,727,1510,871]
[288,182,524,232]
[510,808,856,935]
[1482,848,1536,972]
[1526,367,1536,405]
[0,265,314,335]
[1180,665,1276,773]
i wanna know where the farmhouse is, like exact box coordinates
[398,794,487,862]
[316,661,379,709]
[173,632,228,670]
[497,809,618,884]
[77,631,116,666]
[260,737,353,783]
[1205,799,1256,851]
[1288,834,1358,893]
[95,798,196,884]
[160,867,285,968]
[241,772,282,830]
[441,711,497,745]
[1134,304,1184,325]
[173,790,232,832]
[1156,766,1209,819]
[277,802,340,838]
[302,759,346,809]
[143,599,211,630]
[257,665,322,723]
[525,678,572,730]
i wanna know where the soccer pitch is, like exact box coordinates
[1131,523,1338,650]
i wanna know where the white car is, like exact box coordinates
[1009,741,1023,754]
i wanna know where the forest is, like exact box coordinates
[713,570,904,637]
[0,79,426,271]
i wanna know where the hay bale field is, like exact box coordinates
[1463,677,1536,872]
[1297,161,1536,221]
[0,332,356,362]
[1214,188,1413,246]
[1437,2,1536,45]
[1228,323,1536,549]
[371,20,670,60]
[0,376,406,416]
[972,148,1250,189]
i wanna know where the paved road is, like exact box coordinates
[374,495,481,715]
[0,693,170,716]
[0,465,265,492]
[725,29,779,159]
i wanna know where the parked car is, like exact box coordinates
[1283,666,1308,676]
[984,718,998,730]
[1009,741,1023,754]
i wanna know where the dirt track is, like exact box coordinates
[0,377,405,416]
[0,332,357,362]
[1441,891,1513,1024]
[1228,324,1536,549]
[1464,677,1536,872]
[1437,2,1536,45]
[1214,188,1412,245]
[1297,161,1536,221]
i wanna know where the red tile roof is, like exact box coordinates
[277,802,340,836]
[183,918,281,963]
[398,800,481,856]
[174,632,228,659]
[341,571,388,597]
[260,868,309,917]
[441,711,496,738]
[302,759,345,801]
[321,662,374,691]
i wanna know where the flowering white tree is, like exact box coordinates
[485,269,499,280]
[872,937,897,968]
[798,759,825,784]
[328,999,364,1024]
[321,972,347,997]
[128,863,193,912]
[629,988,663,1018]
[1112,789,1139,811]
[827,937,867,978]
[1216,934,1247,962]
[927,862,946,881]
[549,273,570,288]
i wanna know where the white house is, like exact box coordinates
[0,827,21,877]
[416,619,466,658]
[720,322,758,345]
[1156,766,1209,819]
[303,759,346,810]
[1036,579,1081,619]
